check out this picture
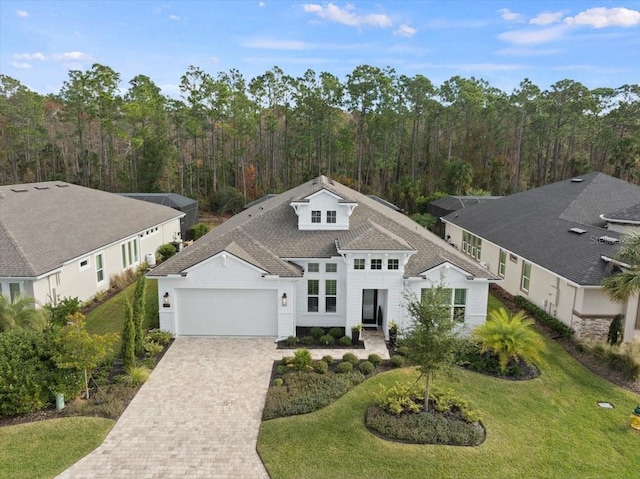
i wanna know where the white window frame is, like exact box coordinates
[521,261,531,293]
[354,258,365,270]
[307,279,319,313]
[370,259,382,270]
[325,263,337,273]
[325,279,337,313]
[96,252,106,285]
[311,210,321,223]
[421,287,467,322]
[387,258,399,270]
[9,283,21,301]
[121,238,140,269]
[498,250,506,277]
[79,257,90,271]
[326,210,336,224]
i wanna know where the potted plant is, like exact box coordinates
[351,324,362,345]
[388,320,398,346]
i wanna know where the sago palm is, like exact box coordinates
[474,308,544,372]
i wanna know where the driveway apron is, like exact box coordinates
[58,338,277,479]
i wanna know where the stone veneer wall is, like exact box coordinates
[572,317,615,342]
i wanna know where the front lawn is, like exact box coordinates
[258,329,640,478]
[0,417,114,479]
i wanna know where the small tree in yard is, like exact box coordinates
[398,285,465,411]
[132,275,147,356]
[121,300,136,371]
[53,312,117,400]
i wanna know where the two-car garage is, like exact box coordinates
[175,289,278,336]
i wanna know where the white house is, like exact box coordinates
[0,182,183,306]
[149,176,497,339]
[442,172,640,342]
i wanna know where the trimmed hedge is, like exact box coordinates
[513,296,574,339]
[263,370,365,419]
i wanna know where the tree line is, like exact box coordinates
[1,64,638,213]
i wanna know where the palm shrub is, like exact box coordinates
[474,308,544,372]
[291,349,313,372]
[0,294,46,332]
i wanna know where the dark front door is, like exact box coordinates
[362,289,377,325]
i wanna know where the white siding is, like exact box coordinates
[292,190,354,231]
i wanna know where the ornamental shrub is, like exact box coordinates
[310,327,325,339]
[313,360,328,374]
[301,336,314,346]
[328,327,343,339]
[273,378,284,387]
[188,223,211,241]
[276,364,288,375]
[368,353,382,367]
[359,360,375,375]
[286,335,298,346]
[339,336,352,346]
[157,243,177,262]
[145,329,174,346]
[319,334,335,346]
[390,355,405,368]
[322,355,334,365]
[342,352,359,365]
[513,296,574,339]
[336,361,353,373]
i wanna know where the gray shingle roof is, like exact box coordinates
[602,202,640,224]
[0,182,183,278]
[150,176,496,280]
[443,172,640,285]
[119,193,197,209]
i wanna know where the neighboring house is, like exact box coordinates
[442,172,640,342]
[0,182,183,306]
[119,193,198,240]
[427,195,501,238]
[149,176,498,339]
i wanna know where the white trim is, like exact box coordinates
[600,213,640,225]
[183,250,269,276]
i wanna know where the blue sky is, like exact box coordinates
[1,1,639,97]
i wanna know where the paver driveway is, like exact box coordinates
[58,338,279,479]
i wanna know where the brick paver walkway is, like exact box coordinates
[58,331,389,478]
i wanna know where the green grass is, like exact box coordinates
[0,417,114,479]
[258,298,640,479]
[85,278,158,352]
[487,292,507,314]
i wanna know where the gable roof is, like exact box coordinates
[602,202,640,225]
[0,182,183,278]
[150,176,496,280]
[442,172,640,285]
[119,193,197,210]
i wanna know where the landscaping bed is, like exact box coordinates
[276,327,365,349]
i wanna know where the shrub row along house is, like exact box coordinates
[0,182,183,306]
[149,176,497,339]
[442,172,640,342]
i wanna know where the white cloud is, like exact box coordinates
[14,52,46,61]
[530,11,565,26]
[169,14,179,20]
[10,61,31,69]
[564,7,640,28]
[16,10,28,18]
[498,8,525,23]
[495,47,562,56]
[52,51,92,61]
[242,38,305,50]
[259,1,265,6]
[208,56,221,63]
[394,24,416,37]
[498,25,568,45]
[303,3,392,28]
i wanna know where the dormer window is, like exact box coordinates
[371,259,382,270]
[290,183,357,231]
[327,211,336,223]
[311,211,321,223]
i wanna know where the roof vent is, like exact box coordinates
[571,178,584,183]
[55,183,69,188]
[599,236,620,244]
[569,227,587,234]
[11,187,28,193]
[34,185,49,190]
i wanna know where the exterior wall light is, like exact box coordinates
[163,292,170,308]
[281,293,287,307]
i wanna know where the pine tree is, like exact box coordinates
[132,275,147,356]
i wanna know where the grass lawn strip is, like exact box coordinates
[0,417,114,479]
[258,325,640,478]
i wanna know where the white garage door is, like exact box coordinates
[176,289,278,336]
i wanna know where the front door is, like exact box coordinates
[362,289,377,325]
